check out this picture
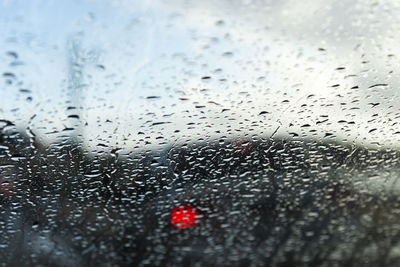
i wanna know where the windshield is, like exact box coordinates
[1,0,400,266]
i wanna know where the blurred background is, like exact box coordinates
[2,0,400,266]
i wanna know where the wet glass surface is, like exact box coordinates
[2,0,400,266]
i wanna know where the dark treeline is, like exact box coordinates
[1,122,400,266]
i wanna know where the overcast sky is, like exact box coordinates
[1,0,400,156]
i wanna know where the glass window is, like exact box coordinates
[1,0,400,265]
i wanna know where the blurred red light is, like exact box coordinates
[171,205,199,229]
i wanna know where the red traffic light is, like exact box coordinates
[171,205,200,229]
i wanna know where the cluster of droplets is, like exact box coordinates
[2,0,400,266]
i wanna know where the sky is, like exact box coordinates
[1,0,400,156]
